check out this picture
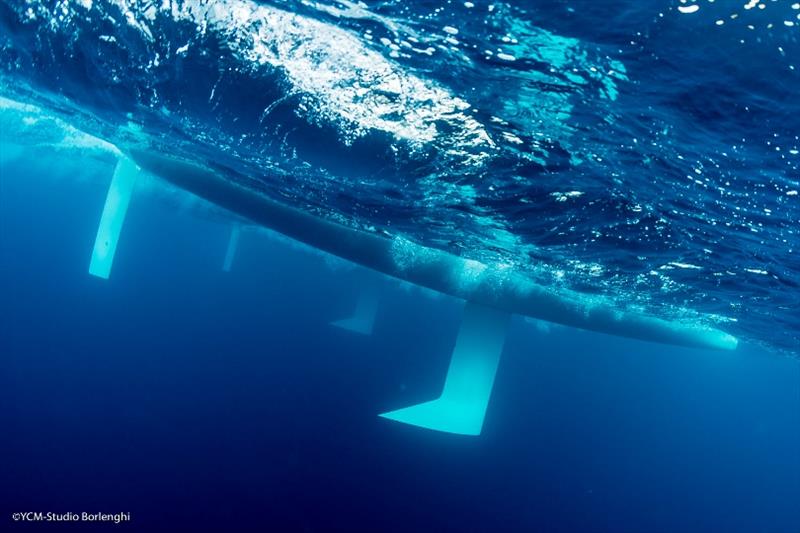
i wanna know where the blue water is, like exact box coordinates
[1,0,799,531]
[1,156,799,531]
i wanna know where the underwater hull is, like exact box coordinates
[129,149,737,351]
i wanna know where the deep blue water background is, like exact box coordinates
[1,152,799,532]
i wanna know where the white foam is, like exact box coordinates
[143,0,495,156]
[677,4,700,14]
[0,96,120,156]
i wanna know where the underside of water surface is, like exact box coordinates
[0,0,798,354]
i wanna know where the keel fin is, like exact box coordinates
[222,225,241,272]
[88,157,138,279]
[380,302,509,436]
[331,285,379,335]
